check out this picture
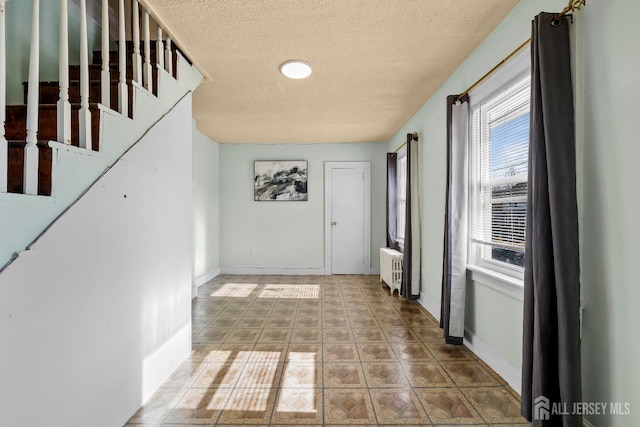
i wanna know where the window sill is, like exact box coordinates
[466,265,524,301]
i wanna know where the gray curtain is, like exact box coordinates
[401,133,420,299]
[521,13,582,426]
[440,95,469,345]
[386,153,398,249]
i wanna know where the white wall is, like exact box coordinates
[0,96,194,427]
[193,125,221,284]
[388,0,640,424]
[219,142,387,274]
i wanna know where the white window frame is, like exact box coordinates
[396,145,407,248]
[467,49,530,286]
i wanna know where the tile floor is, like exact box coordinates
[125,275,528,426]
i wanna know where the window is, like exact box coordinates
[396,148,407,245]
[469,51,530,279]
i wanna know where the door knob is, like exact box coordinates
[331,221,337,226]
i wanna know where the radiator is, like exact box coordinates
[380,248,403,295]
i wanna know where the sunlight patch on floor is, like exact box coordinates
[210,283,258,297]
[258,284,319,299]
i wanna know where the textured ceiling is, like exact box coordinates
[145,0,519,144]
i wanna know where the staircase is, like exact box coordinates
[0,0,203,270]
[4,42,177,196]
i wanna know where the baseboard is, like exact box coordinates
[194,268,221,288]
[463,328,522,395]
[141,323,191,403]
[417,293,441,322]
[221,266,326,275]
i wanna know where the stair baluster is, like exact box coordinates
[24,0,40,194]
[157,27,164,72]
[132,0,141,84]
[0,0,7,192]
[165,36,172,76]
[78,0,91,149]
[101,0,110,109]
[143,11,151,91]
[58,0,71,145]
[118,0,127,117]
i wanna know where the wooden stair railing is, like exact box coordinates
[2,0,185,197]
[5,42,177,196]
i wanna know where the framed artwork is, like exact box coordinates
[254,160,308,201]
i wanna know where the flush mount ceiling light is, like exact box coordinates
[280,60,312,79]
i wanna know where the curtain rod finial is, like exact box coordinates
[411,132,419,141]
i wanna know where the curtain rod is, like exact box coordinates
[394,132,419,153]
[455,38,530,102]
[455,0,585,102]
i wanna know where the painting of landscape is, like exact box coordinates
[254,160,308,201]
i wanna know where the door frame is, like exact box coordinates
[324,162,371,275]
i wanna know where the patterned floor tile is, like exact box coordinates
[194,328,231,343]
[294,316,322,328]
[280,362,322,388]
[126,274,523,427]
[160,361,207,388]
[349,317,379,328]
[383,327,419,342]
[324,329,355,343]
[324,362,367,388]
[272,388,323,424]
[357,343,398,362]
[208,316,241,329]
[362,362,410,388]
[128,387,186,424]
[352,328,386,342]
[291,328,321,343]
[189,343,221,362]
[414,387,484,425]
[461,387,526,424]
[323,316,350,328]
[237,316,268,328]
[324,389,377,424]
[217,387,276,424]
[223,328,262,343]
[208,343,256,363]
[411,326,443,343]
[165,388,231,424]
[258,328,292,343]
[249,343,289,363]
[191,362,244,388]
[265,317,295,328]
[426,342,475,361]
[324,343,359,362]
[401,362,454,387]
[440,361,502,387]
[369,388,429,424]
[287,343,323,362]
[390,342,435,362]
[235,362,283,389]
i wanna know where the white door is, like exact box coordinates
[325,162,371,275]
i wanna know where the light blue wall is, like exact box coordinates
[193,125,220,279]
[6,0,103,104]
[219,142,387,272]
[580,0,640,424]
[388,0,640,424]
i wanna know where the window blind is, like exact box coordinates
[471,76,530,263]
